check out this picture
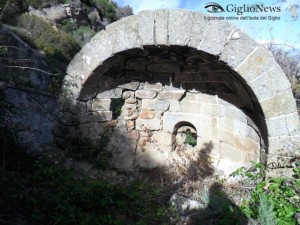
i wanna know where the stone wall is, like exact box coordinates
[61,9,300,177]
[60,45,265,176]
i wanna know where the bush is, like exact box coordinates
[231,161,300,225]
[71,25,97,47]
[15,13,80,62]
[0,149,176,225]
[91,0,118,22]
[66,135,111,170]
[10,14,81,93]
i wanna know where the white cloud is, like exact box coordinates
[122,0,180,14]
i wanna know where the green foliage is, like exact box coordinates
[65,135,111,170]
[231,161,300,225]
[257,194,277,225]
[71,25,97,47]
[184,129,197,147]
[11,13,80,93]
[15,13,80,63]
[91,0,118,22]
[111,98,124,119]
[230,161,265,185]
[0,46,8,58]
[0,0,27,23]
[0,148,176,225]
[60,19,78,33]
[25,0,67,9]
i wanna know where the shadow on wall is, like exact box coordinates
[55,109,249,224]
[56,45,267,223]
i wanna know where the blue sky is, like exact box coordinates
[114,0,300,50]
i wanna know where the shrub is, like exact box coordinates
[91,0,118,22]
[11,14,80,92]
[65,135,111,170]
[15,14,80,61]
[0,148,176,225]
[71,25,97,47]
[231,161,300,225]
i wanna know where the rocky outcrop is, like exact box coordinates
[0,24,58,152]
[28,2,111,31]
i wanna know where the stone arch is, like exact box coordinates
[61,9,300,175]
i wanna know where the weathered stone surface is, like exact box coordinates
[91,111,112,121]
[158,86,185,101]
[106,15,142,54]
[125,71,152,80]
[154,9,169,45]
[219,129,235,146]
[135,90,157,99]
[124,61,146,71]
[220,106,247,123]
[220,143,246,162]
[260,90,297,118]
[118,81,140,90]
[220,30,258,69]
[199,20,235,55]
[248,65,291,102]
[174,72,201,83]
[144,82,163,91]
[127,120,135,129]
[138,10,154,45]
[187,11,206,49]
[180,101,201,114]
[139,110,155,119]
[265,113,299,138]
[124,111,139,120]
[96,88,122,98]
[237,46,277,82]
[78,86,98,101]
[152,132,174,146]
[169,100,181,112]
[90,98,111,111]
[122,91,135,99]
[200,93,218,104]
[125,98,137,104]
[168,9,193,46]
[142,99,170,111]
[136,118,161,130]
[124,103,136,110]
[200,103,220,116]
[268,135,300,154]
[148,61,180,73]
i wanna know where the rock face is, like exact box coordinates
[0,24,58,152]
[60,9,299,177]
[28,2,116,31]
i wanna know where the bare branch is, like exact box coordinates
[0,65,59,76]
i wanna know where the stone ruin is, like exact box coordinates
[59,9,300,177]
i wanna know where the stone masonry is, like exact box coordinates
[60,9,300,177]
